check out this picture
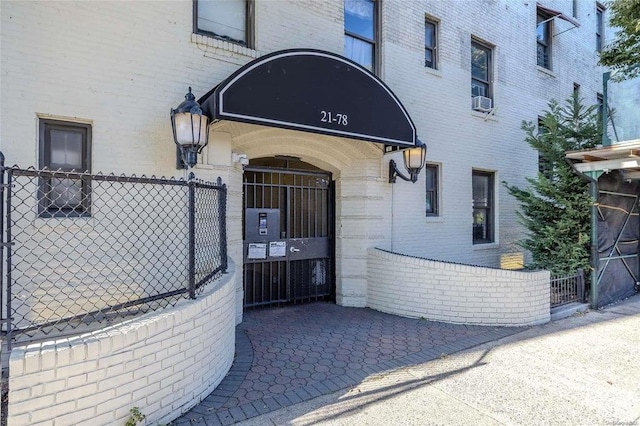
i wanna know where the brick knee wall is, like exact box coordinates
[367,248,550,326]
[7,261,237,426]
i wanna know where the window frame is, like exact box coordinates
[536,10,553,69]
[193,0,254,48]
[344,0,379,73]
[425,17,438,70]
[596,3,605,52]
[537,117,552,178]
[425,163,439,216]
[471,38,493,101]
[472,170,495,245]
[38,118,92,218]
[597,92,604,123]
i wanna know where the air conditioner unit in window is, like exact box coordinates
[472,96,493,112]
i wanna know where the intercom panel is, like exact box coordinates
[245,208,281,242]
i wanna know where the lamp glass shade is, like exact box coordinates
[403,145,426,170]
[173,112,209,146]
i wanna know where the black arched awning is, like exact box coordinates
[198,49,418,148]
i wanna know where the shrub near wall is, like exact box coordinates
[367,249,550,326]
[7,262,237,426]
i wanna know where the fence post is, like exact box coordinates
[4,168,12,348]
[217,177,227,273]
[577,268,585,302]
[0,152,6,426]
[188,172,196,299]
[0,152,4,329]
[1,154,10,426]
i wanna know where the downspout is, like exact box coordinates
[566,158,602,308]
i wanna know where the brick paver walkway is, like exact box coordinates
[173,302,523,425]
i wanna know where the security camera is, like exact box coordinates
[232,152,249,165]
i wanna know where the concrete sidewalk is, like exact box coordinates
[237,295,640,426]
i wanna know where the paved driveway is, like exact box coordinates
[234,295,640,426]
[173,302,522,425]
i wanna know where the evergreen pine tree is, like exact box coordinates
[504,94,600,274]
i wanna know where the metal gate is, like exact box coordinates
[243,164,333,307]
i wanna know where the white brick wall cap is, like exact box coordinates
[370,247,550,279]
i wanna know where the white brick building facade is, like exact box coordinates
[0,0,607,313]
[0,0,605,260]
[1,0,606,307]
[0,0,609,423]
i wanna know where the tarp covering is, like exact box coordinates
[596,171,640,307]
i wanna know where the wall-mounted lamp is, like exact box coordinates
[389,139,427,183]
[171,87,209,169]
[232,152,249,166]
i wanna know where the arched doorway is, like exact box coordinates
[243,157,334,308]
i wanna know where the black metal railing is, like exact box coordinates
[0,154,227,345]
[550,268,585,308]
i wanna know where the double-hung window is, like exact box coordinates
[573,82,580,100]
[537,117,552,179]
[425,18,438,69]
[596,4,605,52]
[472,170,494,244]
[597,93,604,123]
[194,0,253,47]
[537,10,552,69]
[425,164,439,216]
[39,119,92,217]
[471,39,492,100]
[344,0,377,72]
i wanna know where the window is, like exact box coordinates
[471,39,492,99]
[472,170,494,244]
[194,0,253,47]
[537,117,552,178]
[572,0,578,18]
[425,18,438,69]
[597,92,604,122]
[425,164,439,216]
[344,0,377,72]
[38,119,91,217]
[573,82,580,99]
[537,10,552,69]
[596,4,605,52]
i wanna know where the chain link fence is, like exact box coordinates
[0,156,227,345]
